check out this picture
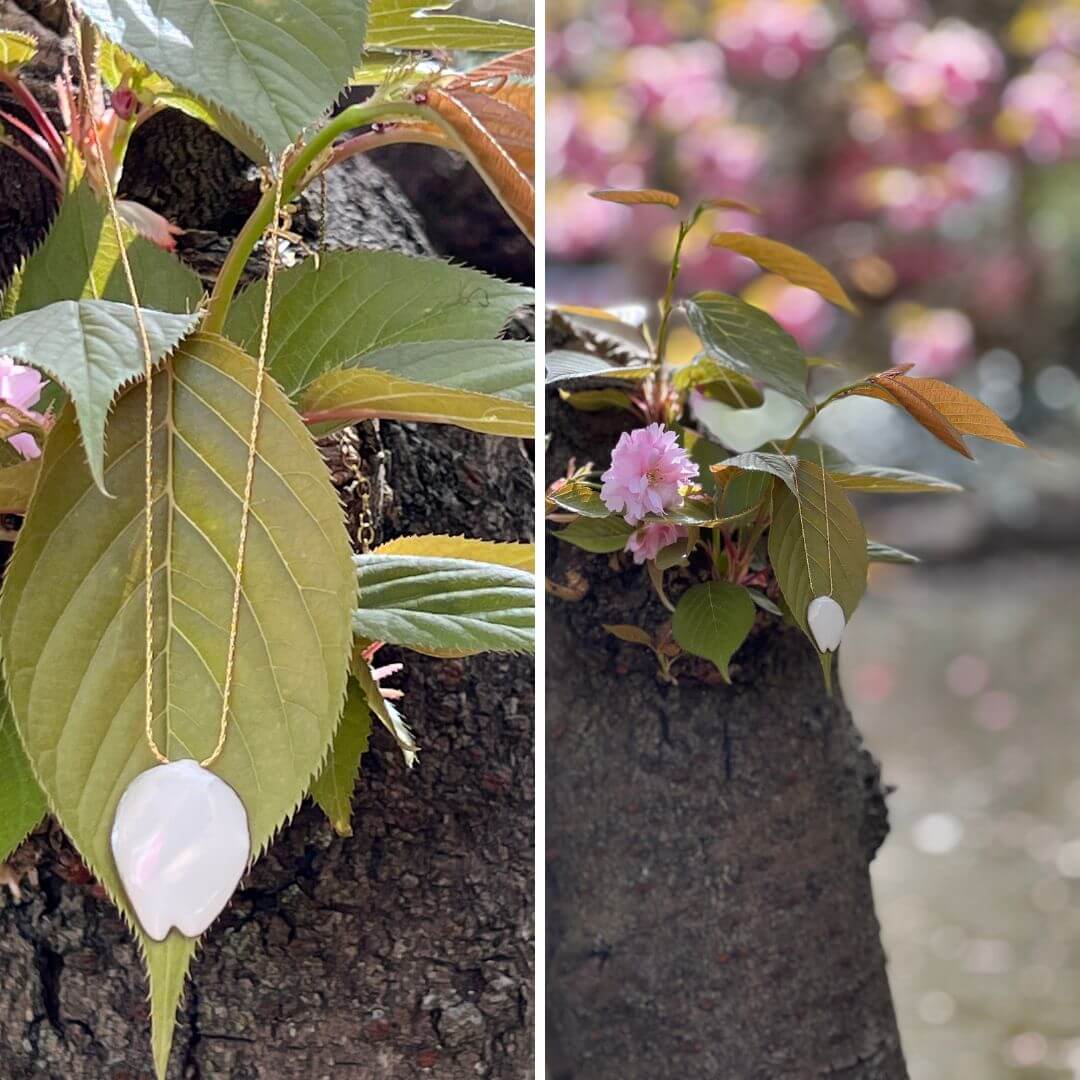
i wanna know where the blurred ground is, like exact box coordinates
[842,486,1080,1078]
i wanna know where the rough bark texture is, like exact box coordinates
[545,395,905,1080]
[0,11,534,1077]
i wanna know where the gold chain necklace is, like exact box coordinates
[65,3,286,940]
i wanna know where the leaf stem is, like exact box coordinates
[202,99,425,336]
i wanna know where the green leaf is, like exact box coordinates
[367,0,532,50]
[98,42,269,163]
[714,451,799,491]
[829,465,962,494]
[310,678,372,837]
[545,349,653,384]
[546,481,611,519]
[0,677,46,863]
[603,623,653,646]
[682,292,810,406]
[374,534,533,570]
[708,233,857,313]
[78,0,368,156]
[352,651,418,766]
[554,515,632,553]
[868,539,920,564]
[559,388,636,412]
[0,299,200,494]
[0,332,355,1079]
[767,461,868,650]
[671,581,755,681]
[0,459,40,514]
[351,339,533,403]
[224,252,531,397]
[353,554,534,656]
[746,588,782,616]
[297,366,533,438]
[671,356,764,408]
[716,471,771,523]
[4,179,205,318]
[0,29,38,73]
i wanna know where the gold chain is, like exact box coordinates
[203,158,289,768]
[65,3,286,768]
[356,470,376,553]
[63,3,166,764]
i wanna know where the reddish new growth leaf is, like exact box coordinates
[589,188,680,208]
[841,367,1026,459]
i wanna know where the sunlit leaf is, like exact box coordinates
[310,679,372,837]
[5,178,204,318]
[710,233,857,313]
[367,0,533,50]
[0,676,46,863]
[559,388,636,412]
[868,539,920,564]
[554,515,632,553]
[545,350,653,384]
[590,188,680,208]
[699,197,760,215]
[672,355,764,408]
[0,333,355,1078]
[374,534,533,570]
[0,29,38,73]
[829,464,962,494]
[224,252,530,397]
[353,554,534,656]
[78,0,367,155]
[671,581,755,681]
[546,481,611,519]
[682,292,810,406]
[767,461,868,652]
[424,86,534,240]
[297,366,533,437]
[848,372,1026,457]
[0,299,200,493]
[352,339,532,403]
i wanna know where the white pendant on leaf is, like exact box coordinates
[807,595,846,653]
[110,759,250,941]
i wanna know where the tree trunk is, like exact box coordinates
[545,399,905,1080]
[0,11,534,1076]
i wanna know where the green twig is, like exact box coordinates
[202,99,425,336]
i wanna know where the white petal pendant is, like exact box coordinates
[111,759,250,941]
[807,595,846,653]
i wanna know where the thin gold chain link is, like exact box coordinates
[63,2,166,764]
[64,2,287,768]
[203,156,290,768]
[356,470,375,553]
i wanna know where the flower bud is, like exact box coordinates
[807,595,845,652]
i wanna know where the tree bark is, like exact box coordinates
[545,396,905,1080]
[0,13,534,1077]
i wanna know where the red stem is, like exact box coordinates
[0,138,62,192]
[0,72,65,163]
[0,109,63,179]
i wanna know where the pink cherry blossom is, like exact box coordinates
[600,423,699,525]
[889,305,973,377]
[625,522,688,564]
[0,356,45,460]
